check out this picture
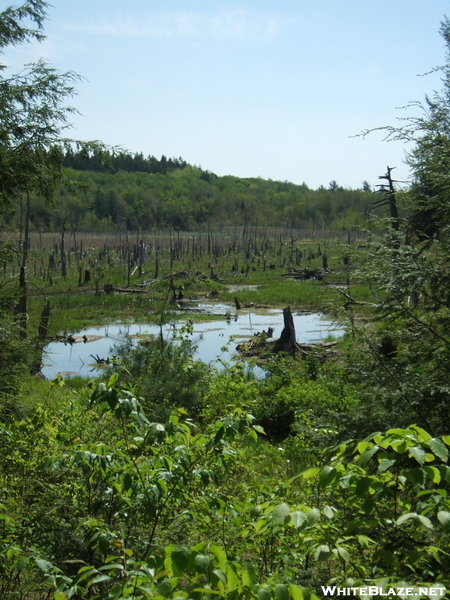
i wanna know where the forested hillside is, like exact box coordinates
[3,148,379,232]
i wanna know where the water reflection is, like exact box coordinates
[42,306,343,379]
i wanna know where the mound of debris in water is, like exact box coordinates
[236,306,338,361]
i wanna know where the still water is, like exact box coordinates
[42,306,344,379]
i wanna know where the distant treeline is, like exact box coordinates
[63,149,188,175]
[5,149,385,232]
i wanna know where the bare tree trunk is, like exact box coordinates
[17,191,30,339]
[375,166,400,234]
[61,229,67,278]
[272,306,300,355]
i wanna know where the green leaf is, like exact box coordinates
[272,503,290,524]
[438,465,450,484]
[357,441,371,453]
[355,477,372,495]
[314,544,331,561]
[211,568,227,585]
[357,445,379,466]
[123,472,133,490]
[323,505,335,519]
[319,466,336,488]
[418,515,433,529]
[378,458,396,473]
[224,563,240,592]
[170,546,191,574]
[357,534,373,548]
[106,389,119,411]
[306,508,321,525]
[242,564,258,590]
[209,544,227,567]
[290,510,308,529]
[75,567,98,584]
[387,428,408,436]
[35,559,55,573]
[396,512,417,526]
[194,553,210,574]
[253,519,266,533]
[98,534,109,556]
[107,372,119,388]
[258,586,272,600]
[248,428,258,441]
[409,446,426,465]
[389,439,408,453]
[214,425,225,444]
[301,588,321,600]
[156,580,173,598]
[89,574,112,586]
[411,425,432,441]
[405,468,426,486]
[428,438,449,462]
[193,588,222,596]
[437,510,450,532]
[275,583,290,600]
[424,466,441,483]
[98,563,123,571]
[289,584,304,600]
[336,546,351,562]
[301,467,320,479]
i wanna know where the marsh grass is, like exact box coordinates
[2,229,378,336]
[222,278,336,309]
[16,373,90,413]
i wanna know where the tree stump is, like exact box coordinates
[272,306,301,355]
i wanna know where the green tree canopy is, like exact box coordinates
[0,1,90,206]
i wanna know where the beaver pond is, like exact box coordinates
[42,305,344,379]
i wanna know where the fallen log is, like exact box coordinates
[136,280,157,287]
[282,268,327,280]
[104,285,149,294]
[163,270,192,279]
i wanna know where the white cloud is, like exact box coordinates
[64,9,291,42]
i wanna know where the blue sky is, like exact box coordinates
[5,0,450,189]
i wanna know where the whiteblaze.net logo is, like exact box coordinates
[321,586,447,597]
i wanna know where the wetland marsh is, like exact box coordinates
[42,305,343,378]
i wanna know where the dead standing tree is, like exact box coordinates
[374,166,400,234]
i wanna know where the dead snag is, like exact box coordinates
[271,306,302,355]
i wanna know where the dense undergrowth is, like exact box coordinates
[2,324,450,599]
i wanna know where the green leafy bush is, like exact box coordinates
[110,323,211,420]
